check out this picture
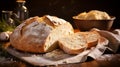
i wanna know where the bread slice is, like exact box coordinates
[10,15,74,53]
[79,31,101,48]
[58,31,100,54]
[58,32,88,54]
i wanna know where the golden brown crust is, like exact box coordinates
[10,17,50,53]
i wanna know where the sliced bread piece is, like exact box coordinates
[79,31,101,48]
[58,31,100,54]
[58,32,88,54]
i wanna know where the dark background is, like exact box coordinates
[0,0,120,28]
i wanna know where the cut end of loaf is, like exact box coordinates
[45,22,74,52]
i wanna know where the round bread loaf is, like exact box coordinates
[10,15,74,53]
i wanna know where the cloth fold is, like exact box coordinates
[88,37,109,59]
[87,29,120,60]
